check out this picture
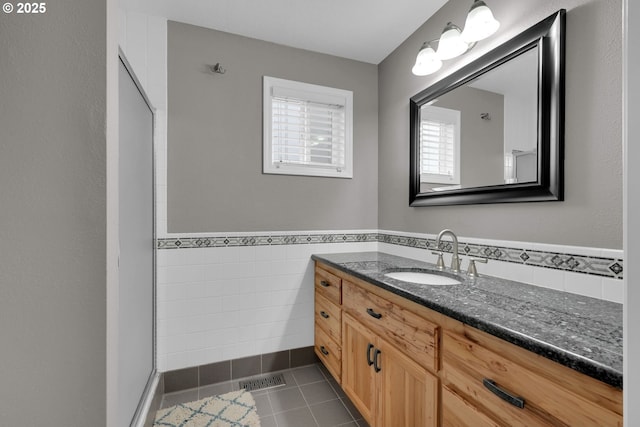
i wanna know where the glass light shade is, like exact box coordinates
[412,43,442,76]
[461,0,500,42]
[436,22,469,60]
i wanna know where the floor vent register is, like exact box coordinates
[239,373,286,392]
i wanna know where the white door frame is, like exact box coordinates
[623,0,637,425]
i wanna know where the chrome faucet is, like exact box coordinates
[435,229,460,273]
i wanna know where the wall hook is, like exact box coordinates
[210,63,226,74]
[480,112,491,121]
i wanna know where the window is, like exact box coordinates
[263,76,353,178]
[420,105,461,185]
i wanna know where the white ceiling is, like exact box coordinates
[120,0,448,64]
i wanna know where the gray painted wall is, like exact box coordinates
[0,2,107,425]
[434,86,504,188]
[379,0,622,248]
[167,21,378,233]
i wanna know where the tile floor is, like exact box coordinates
[158,363,369,427]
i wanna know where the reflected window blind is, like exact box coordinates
[271,96,346,171]
[421,118,456,179]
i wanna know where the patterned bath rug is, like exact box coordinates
[154,389,260,427]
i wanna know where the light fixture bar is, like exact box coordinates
[412,0,499,76]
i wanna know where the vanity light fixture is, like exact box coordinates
[411,42,442,76]
[412,0,500,76]
[436,22,470,60]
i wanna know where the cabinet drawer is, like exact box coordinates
[442,331,622,427]
[315,292,341,343]
[315,266,342,305]
[442,385,504,427]
[342,280,439,372]
[315,325,341,382]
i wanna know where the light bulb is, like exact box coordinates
[436,22,470,60]
[412,42,442,76]
[461,0,500,42]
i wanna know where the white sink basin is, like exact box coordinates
[384,271,461,286]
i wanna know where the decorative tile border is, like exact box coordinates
[377,233,624,280]
[157,231,623,280]
[156,232,378,249]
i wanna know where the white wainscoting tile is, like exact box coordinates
[484,259,533,285]
[158,239,343,371]
[602,278,624,303]
[156,232,622,372]
[531,265,565,292]
[564,271,603,300]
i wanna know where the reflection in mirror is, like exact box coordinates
[410,9,565,206]
[419,46,538,193]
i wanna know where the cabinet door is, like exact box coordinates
[342,314,376,425]
[377,338,439,427]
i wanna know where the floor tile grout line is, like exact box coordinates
[156,363,363,426]
[337,397,362,424]
[264,392,280,427]
[267,396,344,416]
[301,364,358,427]
[297,377,322,427]
[268,385,316,415]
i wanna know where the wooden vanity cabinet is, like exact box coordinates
[341,275,440,427]
[442,329,623,427]
[313,261,623,427]
[442,385,503,427]
[342,313,377,423]
[376,331,439,426]
[314,264,343,381]
[342,279,439,372]
[342,312,438,427]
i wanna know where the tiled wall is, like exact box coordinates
[377,230,624,303]
[157,233,377,371]
[157,229,623,372]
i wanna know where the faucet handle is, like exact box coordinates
[450,254,462,273]
[431,251,445,270]
[467,257,488,278]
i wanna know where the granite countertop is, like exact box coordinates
[311,251,623,389]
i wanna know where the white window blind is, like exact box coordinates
[420,105,460,185]
[264,76,353,178]
[271,96,346,169]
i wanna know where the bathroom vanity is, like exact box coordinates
[312,252,622,427]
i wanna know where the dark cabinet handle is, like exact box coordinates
[373,349,382,372]
[320,346,329,356]
[366,343,374,366]
[320,280,330,287]
[366,308,382,319]
[320,311,329,319]
[482,378,525,409]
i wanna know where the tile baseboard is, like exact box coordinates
[162,346,319,394]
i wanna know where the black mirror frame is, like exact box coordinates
[409,10,565,207]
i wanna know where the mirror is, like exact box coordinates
[410,10,565,206]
